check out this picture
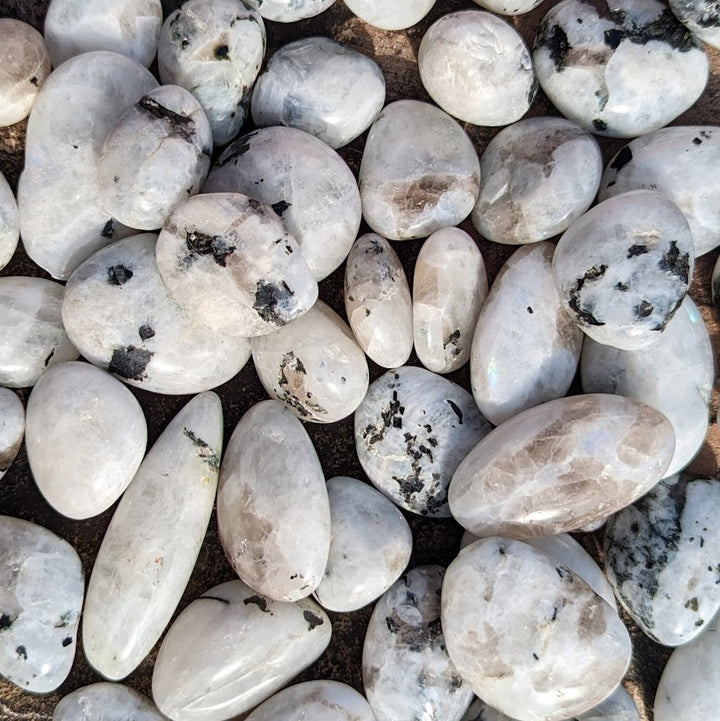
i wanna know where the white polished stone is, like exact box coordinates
[54,683,167,721]
[343,0,436,30]
[243,0,335,22]
[0,171,18,271]
[25,362,147,519]
[0,516,83,693]
[471,242,583,426]
[152,579,331,721]
[344,233,413,368]
[418,11,536,127]
[668,0,720,49]
[470,0,544,15]
[251,36,385,149]
[359,100,480,241]
[0,389,23,481]
[204,126,361,280]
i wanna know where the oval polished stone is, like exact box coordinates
[344,233,413,368]
[363,566,474,721]
[355,366,492,517]
[471,243,583,426]
[54,683,167,721]
[0,170,19,271]
[252,301,369,424]
[343,0,436,30]
[204,126,361,281]
[581,296,712,477]
[152,580,331,721]
[314,476,412,613]
[0,389,23,481]
[243,0,335,22]
[359,100,481,241]
[0,276,79,388]
[63,233,250,395]
[553,190,694,350]
[0,516,84,693]
[443,538,631,721]
[470,0,544,15]
[449,394,675,537]
[25,362,147,519]
[472,117,602,244]
[84,392,223,680]
[218,400,330,601]
[251,37,385,149]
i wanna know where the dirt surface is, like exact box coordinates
[0,1,718,719]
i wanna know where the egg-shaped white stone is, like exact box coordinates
[343,0,436,30]
[54,683,167,721]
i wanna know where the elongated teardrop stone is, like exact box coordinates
[0,389,23,481]
[54,683,167,721]
[0,171,19,271]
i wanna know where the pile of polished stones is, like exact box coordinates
[0,0,719,718]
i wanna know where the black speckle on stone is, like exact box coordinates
[30,76,39,86]
[0,614,14,630]
[72,144,78,149]
[44,349,55,367]
[634,300,654,318]
[215,132,258,167]
[593,118,608,132]
[214,44,230,59]
[200,595,230,605]
[253,279,296,325]
[107,264,134,286]
[627,244,649,258]
[604,27,626,48]
[568,264,608,326]
[138,325,155,340]
[658,240,690,283]
[138,96,197,141]
[615,281,629,292]
[271,200,291,216]
[61,636,72,647]
[693,136,703,145]
[498,544,506,556]
[556,565,574,582]
[447,399,463,424]
[303,610,324,631]
[16,646,26,660]
[538,23,571,72]
[185,230,236,267]
[685,597,700,611]
[532,652,540,660]
[610,145,633,172]
[696,618,705,627]
[527,306,534,314]
[386,616,400,633]
[243,595,271,613]
[109,345,154,381]
[101,219,115,238]
[183,427,220,470]
[55,611,72,628]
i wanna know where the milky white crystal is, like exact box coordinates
[54,683,167,721]
[343,0,437,30]
[470,0,544,15]
[0,171,19,271]
[0,389,23,481]
[243,0,335,22]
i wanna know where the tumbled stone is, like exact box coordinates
[62,233,251,395]
[244,0,335,22]
[443,538,631,721]
[251,37,385,149]
[218,400,330,601]
[533,0,708,137]
[472,117,602,244]
[0,276,79,388]
[156,193,317,337]
[204,126,361,280]
[581,297,712,476]
[152,580,331,721]
[0,516,83,693]
[54,683,167,721]
[158,0,265,146]
[599,126,720,257]
[83,393,222,680]
[0,19,50,127]
[668,0,720,49]
[363,566,474,721]
[0,171,19,271]
[419,11,536,127]
[25,362,147,519]
[355,366,492,517]
[252,301,369,423]
[0,389,23,482]
[359,100,480,240]
[552,190,694,350]
[314,476,412,613]
[470,0,544,15]
[344,234,413,368]
[449,394,675,537]
[18,51,157,279]
[343,0,437,30]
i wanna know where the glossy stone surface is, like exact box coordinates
[359,100,480,240]
[204,126,361,280]
[152,580,331,721]
[344,233,413,368]
[669,0,720,49]
[472,117,602,244]
[471,242,583,426]
[470,0,544,15]
[419,11,536,127]
[449,394,675,537]
[54,683,167,721]
[442,538,631,721]
[553,190,694,350]
[251,37,385,149]
[363,566,474,721]
[25,362,147,519]
[533,0,708,137]
[243,0,335,22]
[0,516,83,693]
[355,366,492,517]
[252,301,369,423]
[0,389,23,482]
[0,171,18,271]
[343,0,436,29]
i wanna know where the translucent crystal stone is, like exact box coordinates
[54,683,167,721]
[0,171,19,271]
[243,0,335,22]
[0,389,23,481]
[343,0,437,30]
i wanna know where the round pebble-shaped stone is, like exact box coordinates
[470,0,544,15]
[471,242,584,426]
[344,234,413,368]
[98,85,213,231]
[443,537,631,721]
[0,19,50,127]
[600,127,720,257]
[252,301,369,424]
[343,0,437,30]
[0,171,19,271]
[668,0,720,49]
[355,366,492,517]
[0,276,79,388]
[449,394,676,537]
[243,0,335,22]
[156,192,317,337]
[251,37,385,149]
[0,516,84,693]
[25,362,147,519]
[359,100,481,241]
[472,117,602,244]
[0,389,23,482]
[363,566,474,721]
[204,126,361,280]
[314,477,412,613]
[158,0,265,146]
[54,683,167,721]
[533,0,708,137]
[419,11,536,127]
[553,190,694,350]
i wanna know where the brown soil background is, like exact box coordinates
[0,1,718,719]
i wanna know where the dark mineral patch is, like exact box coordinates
[610,8,698,52]
[303,610,324,630]
[658,240,690,283]
[627,244,649,258]
[108,345,153,381]
[538,23,571,72]
[214,44,230,59]
[185,230,236,267]
[568,264,608,326]
[271,200,291,216]
[592,119,608,132]
[138,96,196,141]
[635,300,654,318]
[107,264,134,285]
[138,325,155,340]
[183,427,220,470]
[0,614,14,630]
[101,219,116,238]
[447,399,463,424]
[609,145,633,172]
[243,595,271,613]
[253,279,296,325]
